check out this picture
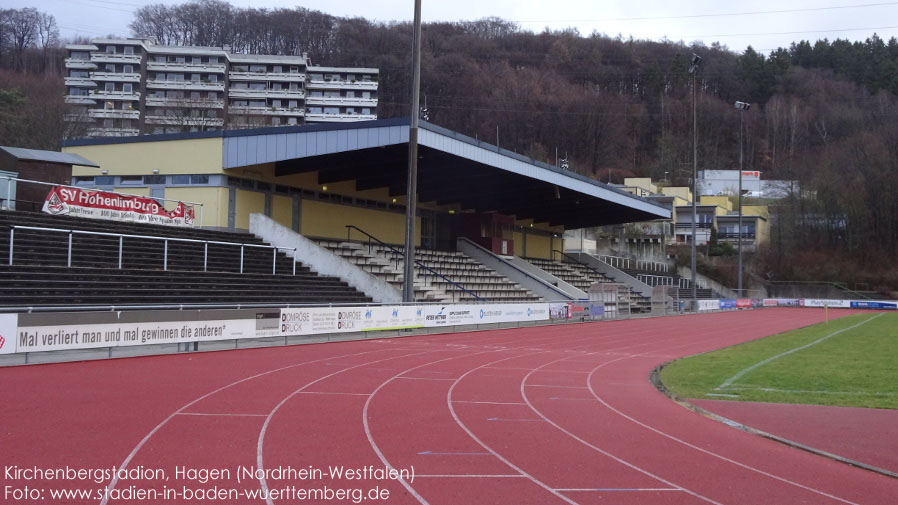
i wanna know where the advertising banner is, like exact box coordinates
[719,299,737,309]
[762,299,778,307]
[698,300,720,311]
[42,186,195,228]
[0,314,19,354]
[776,298,800,307]
[800,299,851,308]
[13,318,256,353]
[736,299,752,308]
[850,300,898,310]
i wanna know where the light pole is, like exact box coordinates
[402,0,422,302]
[734,100,751,295]
[689,53,702,307]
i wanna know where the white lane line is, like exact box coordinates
[555,487,680,492]
[97,347,414,505]
[362,350,500,505]
[396,376,456,381]
[415,474,525,478]
[717,313,883,390]
[526,384,588,389]
[177,412,268,417]
[520,357,721,504]
[446,352,582,505]
[587,360,866,505]
[295,391,371,396]
[258,350,434,505]
[452,400,527,405]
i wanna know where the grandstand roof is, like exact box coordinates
[0,146,99,168]
[61,119,669,228]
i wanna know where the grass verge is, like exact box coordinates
[660,312,898,409]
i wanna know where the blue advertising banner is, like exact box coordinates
[719,299,737,309]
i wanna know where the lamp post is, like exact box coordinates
[402,0,422,302]
[689,53,702,307]
[734,100,751,296]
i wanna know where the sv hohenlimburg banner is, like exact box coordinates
[42,186,195,228]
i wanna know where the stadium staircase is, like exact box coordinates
[315,238,541,303]
[524,256,653,312]
[0,210,371,308]
[596,255,717,300]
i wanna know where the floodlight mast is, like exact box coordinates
[734,100,751,295]
[689,53,702,308]
[403,0,422,303]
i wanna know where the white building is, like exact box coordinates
[64,38,379,137]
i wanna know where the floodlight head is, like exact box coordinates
[734,101,751,111]
[688,53,702,74]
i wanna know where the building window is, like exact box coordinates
[288,100,298,108]
[120,175,142,184]
[271,117,281,125]
[273,65,282,73]
[208,74,218,82]
[105,45,115,54]
[289,66,299,73]
[208,57,218,64]
[309,107,322,114]
[250,83,265,90]
[176,56,186,63]
[192,57,202,64]
[94,176,114,185]
[272,100,281,108]
[190,91,201,99]
[287,117,298,125]
[123,64,133,74]
[324,107,339,115]
[70,70,89,78]
[103,119,114,128]
[361,108,371,115]
[191,74,200,81]
[124,46,134,55]
[250,65,266,73]
[143,175,166,185]
[71,51,90,60]
[123,83,133,93]
[105,83,115,92]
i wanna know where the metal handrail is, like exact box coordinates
[345,225,483,302]
[8,225,296,275]
[1,175,204,227]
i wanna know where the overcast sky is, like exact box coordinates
[16,0,898,54]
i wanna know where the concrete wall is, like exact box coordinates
[250,213,401,303]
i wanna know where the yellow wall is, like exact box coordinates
[65,137,223,176]
[113,187,149,197]
[300,200,420,245]
[662,186,692,202]
[623,177,657,194]
[235,189,265,230]
[743,205,769,219]
[165,186,229,228]
[513,231,524,256]
[271,194,293,229]
[524,232,552,259]
[700,196,733,211]
[756,217,771,247]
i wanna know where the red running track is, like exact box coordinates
[1,308,896,504]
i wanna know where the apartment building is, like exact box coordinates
[64,38,379,137]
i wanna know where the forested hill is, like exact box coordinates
[2,1,898,288]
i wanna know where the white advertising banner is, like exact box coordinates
[762,299,779,307]
[800,299,852,308]
[13,319,256,353]
[0,314,19,354]
[698,300,720,311]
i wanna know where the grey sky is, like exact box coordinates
[17,0,898,54]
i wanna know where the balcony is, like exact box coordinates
[229,106,304,117]
[64,95,97,105]
[305,79,378,91]
[64,77,97,87]
[145,97,224,109]
[89,109,140,120]
[146,79,225,91]
[144,115,224,127]
[304,96,377,107]
[718,232,756,240]
[147,61,226,73]
[90,72,141,83]
[65,58,97,70]
[304,112,377,122]
[228,88,305,99]
[90,53,142,64]
[87,127,140,137]
[89,90,141,101]
[228,71,305,82]
[675,222,713,230]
